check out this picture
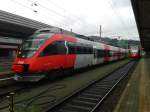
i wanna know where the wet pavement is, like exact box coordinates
[114,58,150,112]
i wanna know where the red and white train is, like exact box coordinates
[128,46,142,59]
[12,28,127,81]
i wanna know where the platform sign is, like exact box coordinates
[0,37,22,44]
[0,45,18,49]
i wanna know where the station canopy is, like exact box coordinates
[131,0,150,51]
[0,10,54,39]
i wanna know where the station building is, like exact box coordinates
[0,37,22,58]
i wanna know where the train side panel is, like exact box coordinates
[12,32,128,82]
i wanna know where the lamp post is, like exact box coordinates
[7,92,15,112]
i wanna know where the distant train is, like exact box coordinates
[128,46,142,59]
[12,28,127,82]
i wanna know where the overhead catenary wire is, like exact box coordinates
[10,0,68,28]
[11,0,122,36]
[10,0,37,13]
[27,0,97,35]
[26,0,77,25]
[45,0,87,26]
[46,0,100,35]
[11,0,99,36]
[11,0,61,25]
[106,0,131,37]
[35,10,68,28]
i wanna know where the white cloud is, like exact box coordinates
[0,0,139,40]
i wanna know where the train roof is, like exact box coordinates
[34,28,127,51]
[34,28,76,36]
[75,35,127,51]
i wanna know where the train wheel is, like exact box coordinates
[63,68,74,76]
[46,69,64,80]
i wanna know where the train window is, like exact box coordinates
[57,41,66,54]
[41,43,58,56]
[82,46,86,54]
[67,42,93,54]
[20,33,54,51]
[83,44,90,54]
[89,47,93,54]
[76,46,82,54]
[79,43,93,54]
[84,47,88,54]
[88,45,93,54]
[75,43,81,54]
[17,34,55,58]
[40,40,66,56]
[104,50,109,57]
[18,50,36,58]
[109,51,113,57]
[108,51,111,57]
[97,49,105,58]
[93,48,97,58]
[85,47,91,54]
[67,42,76,54]
[86,47,89,54]
[20,39,45,51]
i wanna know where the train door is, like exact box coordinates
[93,46,98,65]
[64,41,71,69]
[65,41,76,69]
[104,45,110,62]
[36,40,67,72]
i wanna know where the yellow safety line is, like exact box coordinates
[139,59,148,112]
[113,62,138,112]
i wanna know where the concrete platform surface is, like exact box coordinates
[114,58,150,112]
[0,58,13,78]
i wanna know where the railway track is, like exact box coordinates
[0,82,26,97]
[0,79,50,98]
[0,82,30,109]
[48,61,136,112]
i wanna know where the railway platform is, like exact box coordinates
[0,58,13,78]
[0,69,13,80]
[0,58,14,87]
[114,57,150,112]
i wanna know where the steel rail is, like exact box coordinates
[48,61,136,112]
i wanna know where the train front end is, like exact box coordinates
[128,46,141,59]
[12,33,52,81]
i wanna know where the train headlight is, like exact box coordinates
[12,64,24,73]
[12,64,29,73]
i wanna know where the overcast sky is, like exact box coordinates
[0,0,139,40]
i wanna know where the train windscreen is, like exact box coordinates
[18,33,54,58]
